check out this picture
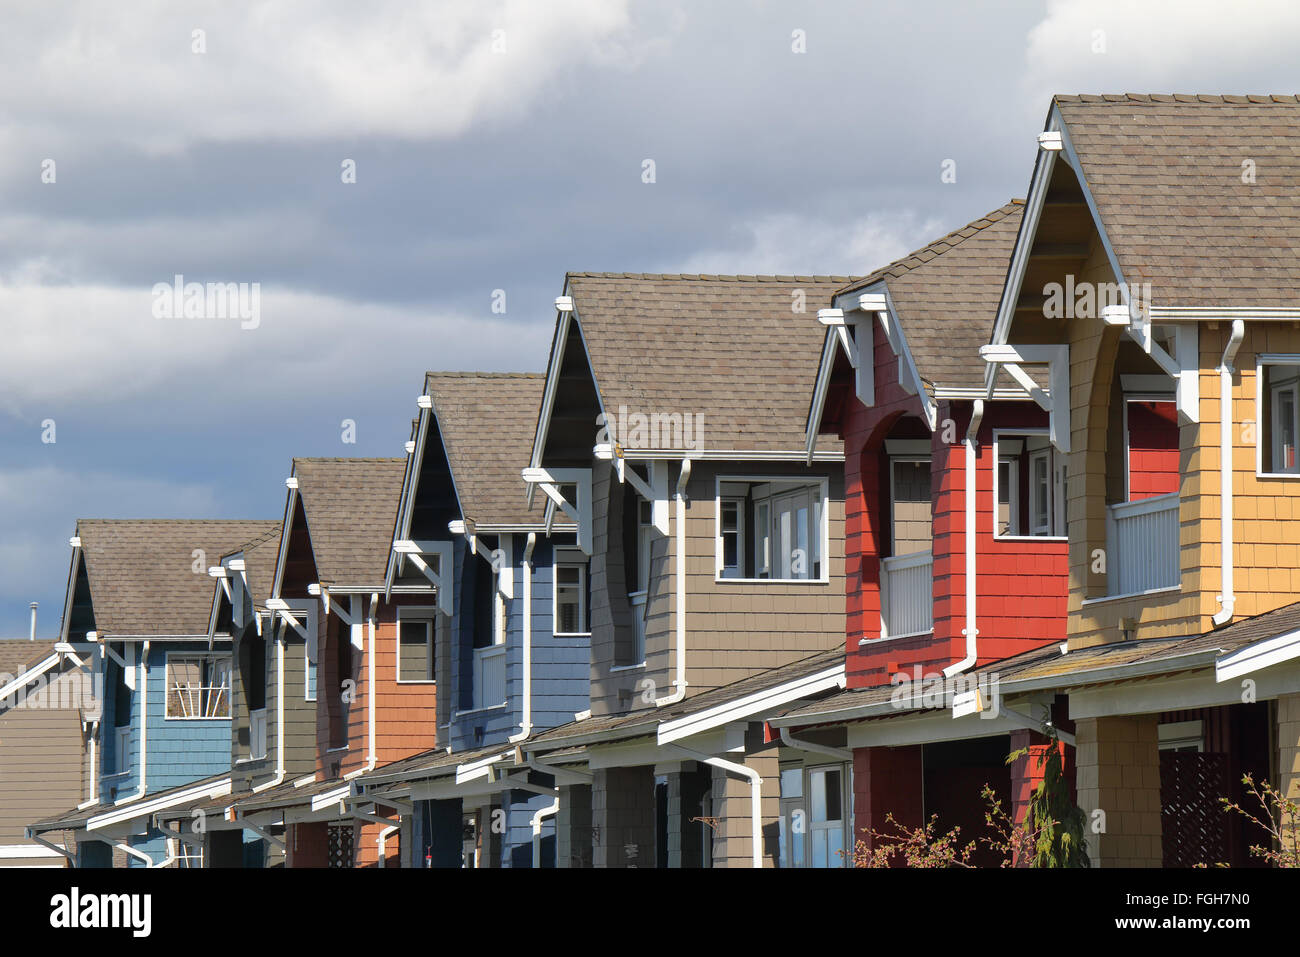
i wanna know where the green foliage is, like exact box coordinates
[1011,721,1090,868]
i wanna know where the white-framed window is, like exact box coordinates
[714,477,828,582]
[249,708,267,761]
[115,726,131,774]
[1260,358,1300,476]
[992,430,1066,539]
[306,640,317,702]
[1158,719,1204,753]
[396,607,436,683]
[888,456,932,557]
[554,562,588,635]
[778,762,850,868]
[164,654,232,719]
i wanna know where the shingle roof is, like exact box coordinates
[1054,93,1300,308]
[292,458,406,587]
[838,202,1024,392]
[0,639,56,679]
[566,273,852,453]
[75,520,280,637]
[424,372,549,526]
[220,524,282,608]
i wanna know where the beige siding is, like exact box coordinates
[0,694,85,858]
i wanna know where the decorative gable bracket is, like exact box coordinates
[595,450,670,536]
[979,343,1072,453]
[522,467,593,555]
[1102,305,1199,424]
[391,540,455,616]
[449,521,514,598]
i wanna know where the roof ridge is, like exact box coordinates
[1054,93,1300,104]
[424,371,545,380]
[292,456,406,465]
[566,272,858,283]
[76,518,276,525]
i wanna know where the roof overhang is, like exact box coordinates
[87,777,233,832]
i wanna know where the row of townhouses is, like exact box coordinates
[3,94,1299,868]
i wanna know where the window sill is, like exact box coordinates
[454,703,508,717]
[163,716,231,722]
[395,680,436,686]
[859,630,933,645]
[992,534,1067,543]
[714,577,829,585]
[554,632,592,638]
[1079,585,1181,607]
[609,662,646,673]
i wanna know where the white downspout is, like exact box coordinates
[253,616,287,792]
[655,458,692,707]
[1214,320,1245,627]
[114,840,157,868]
[78,718,99,809]
[509,534,537,743]
[946,400,984,676]
[366,593,378,772]
[531,796,559,867]
[377,824,398,867]
[115,640,148,805]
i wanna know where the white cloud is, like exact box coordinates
[1025,0,1300,94]
[668,209,944,278]
[0,0,645,151]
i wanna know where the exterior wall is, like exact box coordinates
[835,326,1067,688]
[591,766,656,867]
[588,458,846,717]
[710,748,779,868]
[556,783,592,868]
[852,744,923,857]
[0,668,86,866]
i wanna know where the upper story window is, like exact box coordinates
[165,654,232,719]
[555,561,589,635]
[1260,359,1300,476]
[397,608,436,683]
[716,478,827,582]
[992,431,1066,539]
[888,457,932,556]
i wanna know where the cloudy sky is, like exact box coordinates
[3,0,1299,636]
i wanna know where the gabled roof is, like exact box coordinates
[836,201,1024,392]
[550,273,853,454]
[1053,94,1300,309]
[74,519,279,637]
[292,458,406,588]
[424,372,549,526]
[0,639,56,679]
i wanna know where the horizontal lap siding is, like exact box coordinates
[0,702,84,850]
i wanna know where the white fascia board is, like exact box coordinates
[1216,628,1300,682]
[385,404,430,592]
[454,750,512,785]
[656,665,845,745]
[269,480,300,603]
[0,652,63,704]
[88,777,233,831]
[1074,660,1300,720]
[847,709,1032,749]
[805,328,841,463]
[586,448,845,463]
[309,783,354,813]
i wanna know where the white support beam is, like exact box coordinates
[393,540,455,616]
[979,343,1071,452]
[522,467,593,554]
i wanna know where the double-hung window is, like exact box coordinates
[1261,359,1300,475]
[716,478,826,581]
[165,654,232,719]
[397,608,436,683]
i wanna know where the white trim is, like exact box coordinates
[1256,355,1300,477]
[1078,584,1181,607]
[711,474,831,584]
[89,776,233,831]
[656,664,845,745]
[553,561,588,636]
[0,844,63,860]
[162,650,233,721]
[0,651,62,704]
[1216,627,1300,682]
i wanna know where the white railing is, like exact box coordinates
[250,708,267,761]
[1106,492,1180,596]
[474,645,506,709]
[880,550,933,639]
[629,590,648,663]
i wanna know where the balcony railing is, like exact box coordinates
[880,550,933,639]
[1106,491,1180,596]
[473,644,506,709]
[250,708,267,761]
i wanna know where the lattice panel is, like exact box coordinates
[1160,751,1229,868]
[327,823,355,869]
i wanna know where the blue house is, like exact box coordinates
[371,372,591,867]
[29,518,277,867]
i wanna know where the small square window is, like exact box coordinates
[555,564,587,634]
[397,613,435,683]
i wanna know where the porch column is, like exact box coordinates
[710,750,779,868]
[556,783,592,868]
[1075,715,1162,866]
[1278,693,1300,841]
[591,766,655,867]
[664,761,712,867]
[852,745,923,863]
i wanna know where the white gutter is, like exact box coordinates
[777,726,851,761]
[24,829,76,864]
[509,533,538,743]
[655,458,692,707]
[253,618,287,793]
[531,796,559,867]
[945,400,984,676]
[1213,320,1245,627]
[672,745,761,867]
[115,640,149,805]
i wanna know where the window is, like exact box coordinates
[165,655,232,719]
[397,610,435,683]
[244,633,266,712]
[715,478,827,581]
[305,641,317,702]
[115,726,131,774]
[1262,360,1300,475]
[778,763,849,868]
[1158,720,1204,753]
[993,432,1065,538]
[889,459,932,556]
[555,563,587,634]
